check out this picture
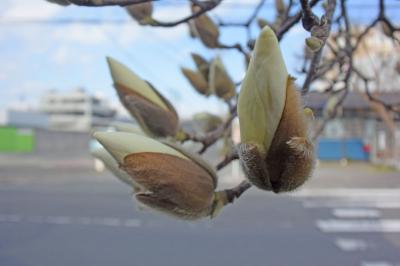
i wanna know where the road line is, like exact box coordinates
[334,238,369,252]
[0,214,142,228]
[332,208,381,218]
[303,200,400,209]
[317,219,400,233]
[0,214,21,222]
[45,216,72,225]
[293,188,400,198]
[361,261,395,266]
[124,219,141,227]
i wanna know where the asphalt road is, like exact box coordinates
[1,163,400,266]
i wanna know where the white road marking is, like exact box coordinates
[94,217,121,227]
[317,219,400,233]
[334,238,369,252]
[0,214,141,228]
[124,219,141,227]
[332,208,381,218]
[293,188,400,198]
[45,216,72,225]
[303,200,400,209]
[361,261,396,266]
[0,214,21,222]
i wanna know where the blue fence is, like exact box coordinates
[317,138,369,161]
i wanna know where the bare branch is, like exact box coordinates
[222,180,252,205]
[68,0,157,7]
[301,0,337,94]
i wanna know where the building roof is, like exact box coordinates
[303,91,400,111]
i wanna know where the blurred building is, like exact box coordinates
[305,91,400,166]
[39,88,116,131]
[0,109,49,129]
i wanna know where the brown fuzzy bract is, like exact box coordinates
[115,83,178,138]
[121,152,216,219]
[265,78,315,192]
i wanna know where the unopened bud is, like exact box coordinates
[191,53,210,80]
[181,67,210,96]
[238,26,315,193]
[191,5,220,48]
[305,36,323,52]
[257,18,270,29]
[46,0,70,5]
[192,112,223,134]
[94,131,219,220]
[209,57,236,100]
[126,2,153,25]
[107,57,179,138]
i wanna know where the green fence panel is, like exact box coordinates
[0,127,35,153]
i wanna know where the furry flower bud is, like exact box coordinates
[107,57,179,138]
[191,5,220,48]
[46,0,70,6]
[305,36,323,52]
[181,67,210,96]
[238,26,315,193]
[192,112,223,134]
[93,131,221,220]
[126,2,153,25]
[209,57,236,100]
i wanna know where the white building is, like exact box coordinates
[39,88,116,131]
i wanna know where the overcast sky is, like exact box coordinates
[0,0,399,119]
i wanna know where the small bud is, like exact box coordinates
[257,18,270,29]
[191,5,220,48]
[107,57,179,138]
[191,53,210,80]
[126,2,153,25]
[46,0,70,6]
[381,21,393,38]
[238,26,315,193]
[305,36,323,52]
[188,20,198,39]
[181,67,210,96]
[209,57,236,100]
[192,112,223,134]
[94,131,221,220]
[275,0,286,15]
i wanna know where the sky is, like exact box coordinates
[0,0,399,119]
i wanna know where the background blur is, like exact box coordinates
[1,0,400,266]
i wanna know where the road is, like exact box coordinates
[1,162,400,266]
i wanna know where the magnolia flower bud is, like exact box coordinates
[192,112,223,134]
[107,57,179,138]
[191,5,220,48]
[126,2,153,25]
[46,0,70,5]
[93,131,223,220]
[91,147,138,188]
[209,57,236,100]
[275,0,286,15]
[181,67,210,96]
[188,21,197,38]
[191,53,210,80]
[381,21,392,38]
[305,36,323,52]
[238,26,315,193]
[257,18,270,30]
